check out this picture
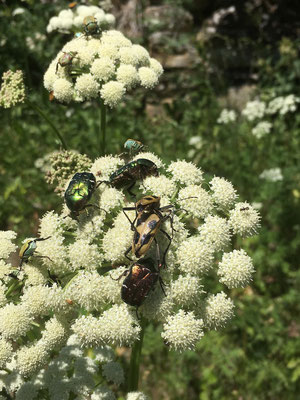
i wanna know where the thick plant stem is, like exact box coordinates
[26,99,68,150]
[99,100,107,155]
[128,317,146,392]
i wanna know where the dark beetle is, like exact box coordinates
[120,258,165,308]
[64,172,97,217]
[109,158,158,196]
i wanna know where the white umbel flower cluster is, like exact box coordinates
[204,292,235,329]
[217,108,237,124]
[251,121,272,139]
[218,249,255,288]
[242,100,266,121]
[259,167,283,182]
[161,310,204,351]
[44,30,163,106]
[46,5,115,34]
[0,152,259,395]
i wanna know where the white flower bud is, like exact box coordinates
[171,274,203,306]
[0,304,32,339]
[178,185,214,218]
[218,249,255,288]
[204,292,235,329]
[199,215,231,252]
[229,202,261,237]
[91,57,115,82]
[75,74,100,100]
[100,81,126,107]
[161,310,204,351]
[53,78,74,103]
[16,342,49,376]
[116,64,139,88]
[138,67,158,89]
[0,339,13,368]
[168,160,203,185]
[210,177,237,209]
[126,392,149,400]
[141,175,176,198]
[176,236,214,275]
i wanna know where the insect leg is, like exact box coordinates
[153,237,162,270]
[35,236,51,242]
[159,228,172,268]
[125,246,133,262]
[110,268,129,281]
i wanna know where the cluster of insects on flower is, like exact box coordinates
[21,139,180,317]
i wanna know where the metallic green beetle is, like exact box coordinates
[83,15,100,36]
[64,172,98,218]
[56,51,78,74]
[19,236,51,267]
[108,158,159,196]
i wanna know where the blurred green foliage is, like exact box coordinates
[0,1,299,399]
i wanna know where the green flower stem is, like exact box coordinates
[25,99,68,150]
[99,100,107,156]
[128,317,146,392]
[5,280,23,297]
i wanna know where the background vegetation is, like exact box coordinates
[0,0,299,399]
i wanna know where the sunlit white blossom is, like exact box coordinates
[161,310,204,351]
[199,215,231,252]
[141,175,176,198]
[259,167,283,182]
[218,249,255,288]
[0,304,32,340]
[178,185,214,218]
[126,392,149,400]
[171,275,203,306]
[176,236,214,275]
[210,177,237,209]
[267,94,299,115]
[251,121,272,139]
[242,100,266,121]
[168,160,203,185]
[204,292,235,329]
[217,108,237,124]
[229,202,260,237]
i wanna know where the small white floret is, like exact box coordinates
[218,249,255,288]
[161,310,204,351]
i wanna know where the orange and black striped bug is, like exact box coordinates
[123,195,175,268]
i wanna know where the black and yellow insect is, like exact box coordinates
[123,195,174,267]
[19,236,51,267]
